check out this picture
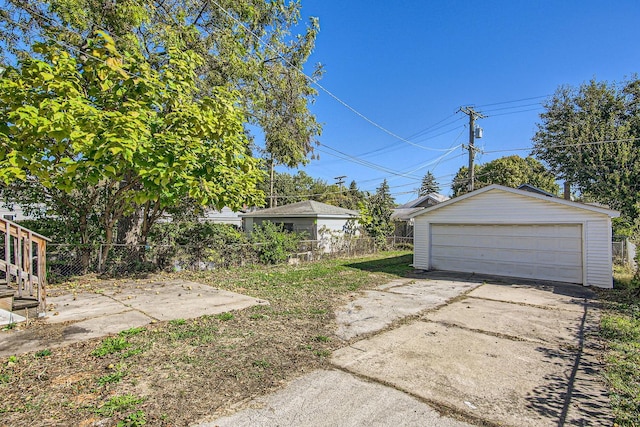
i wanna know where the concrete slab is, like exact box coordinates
[468,283,592,312]
[197,369,473,427]
[103,280,268,321]
[0,309,26,326]
[426,297,586,345]
[61,310,152,341]
[335,278,480,340]
[332,320,612,427]
[1,279,268,356]
[45,292,131,324]
[0,310,152,356]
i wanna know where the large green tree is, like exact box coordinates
[451,155,559,197]
[358,179,395,248]
[0,0,322,251]
[532,78,640,223]
[0,33,263,267]
[0,0,322,166]
[262,171,364,210]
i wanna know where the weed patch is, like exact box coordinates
[216,312,234,321]
[95,394,145,417]
[599,272,640,425]
[34,349,52,358]
[98,370,125,385]
[2,251,413,426]
[92,337,131,357]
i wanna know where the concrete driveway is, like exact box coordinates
[202,272,612,427]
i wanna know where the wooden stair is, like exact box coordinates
[0,217,50,320]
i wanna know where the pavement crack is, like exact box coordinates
[427,319,534,343]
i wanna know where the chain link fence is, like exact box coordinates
[46,236,414,283]
[612,237,637,268]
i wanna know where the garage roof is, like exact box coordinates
[240,200,358,218]
[409,184,620,219]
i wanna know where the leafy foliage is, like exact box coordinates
[358,180,395,248]
[250,221,306,264]
[0,0,322,167]
[263,171,364,209]
[533,78,640,223]
[0,32,263,266]
[149,222,252,268]
[451,155,559,197]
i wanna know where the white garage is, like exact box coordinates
[411,185,619,288]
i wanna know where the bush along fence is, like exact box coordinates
[46,236,414,283]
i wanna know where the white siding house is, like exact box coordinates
[240,200,359,252]
[410,185,619,288]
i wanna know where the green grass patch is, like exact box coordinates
[167,318,219,346]
[119,327,145,337]
[118,409,147,426]
[215,312,234,321]
[98,370,125,385]
[92,337,131,357]
[95,394,145,417]
[34,349,52,358]
[251,359,271,369]
[599,270,640,426]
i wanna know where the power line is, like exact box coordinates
[481,102,543,113]
[209,0,450,153]
[475,94,551,108]
[318,146,422,179]
[486,107,544,118]
[482,137,640,154]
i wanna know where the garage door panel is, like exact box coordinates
[430,224,583,284]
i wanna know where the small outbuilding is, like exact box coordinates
[240,201,358,251]
[410,184,619,288]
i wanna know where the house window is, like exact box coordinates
[2,214,15,221]
[277,222,294,232]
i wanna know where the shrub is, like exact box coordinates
[250,221,305,264]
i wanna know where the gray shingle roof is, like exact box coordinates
[241,200,358,218]
[398,193,449,208]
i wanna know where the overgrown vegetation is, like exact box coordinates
[46,220,317,281]
[250,221,306,264]
[599,267,640,426]
[0,251,414,426]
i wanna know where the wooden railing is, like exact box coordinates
[0,217,50,314]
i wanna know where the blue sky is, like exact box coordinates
[282,0,640,203]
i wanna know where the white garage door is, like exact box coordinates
[430,224,583,283]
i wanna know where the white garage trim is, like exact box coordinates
[429,224,583,283]
[410,185,620,288]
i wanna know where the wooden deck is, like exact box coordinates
[0,217,50,317]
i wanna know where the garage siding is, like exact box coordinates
[413,188,615,288]
[413,221,429,268]
[585,220,613,287]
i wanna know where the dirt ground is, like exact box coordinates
[0,254,413,426]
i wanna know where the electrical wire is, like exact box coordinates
[482,137,640,154]
[209,0,453,153]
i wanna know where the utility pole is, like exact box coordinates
[334,175,346,189]
[459,106,485,192]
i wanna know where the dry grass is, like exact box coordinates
[0,251,413,426]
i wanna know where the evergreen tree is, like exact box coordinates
[418,171,440,196]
